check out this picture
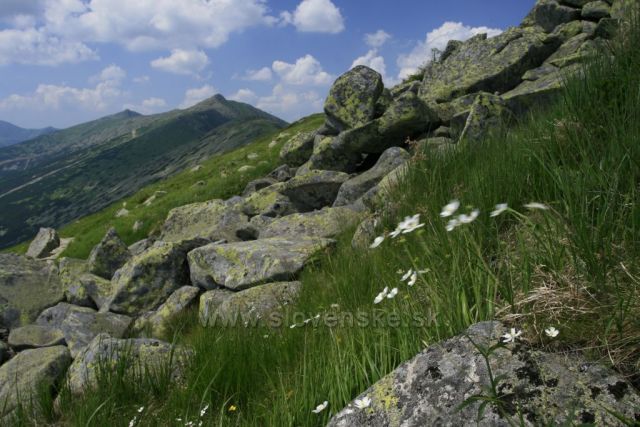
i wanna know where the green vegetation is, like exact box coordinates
[10,16,640,427]
[6,114,324,259]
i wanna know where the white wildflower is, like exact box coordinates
[445,218,459,232]
[374,287,389,304]
[401,269,413,281]
[501,328,522,343]
[137,406,144,413]
[128,416,137,427]
[524,202,549,210]
[407,272,417,287]
[312,401,329,414]
[386,287,399,299]
[370,235,385,248]
[440,200,460,218]
[458,209,480,224]
[354,396,372,409]
[200,404,209,417]
[490,203,508,217]
[544,327,559,338]
[401,214,424,234]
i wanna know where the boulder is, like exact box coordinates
[132,286,200,339]
[281,170,350,211]
[188,236,335,291]
[259,207,362,239]
[242,177,277,197]
[25,228,60,259]
[160,200,249,245]
[545,33,592,68]
[458,93,513,143]
[59,257,113,310]
[355,164,409,212]
[521,0,581,32]
[0,254,63,329]
[241,183,298,218]
[390,80,421,99]
[87,228,131,280]
[0,346,70,417]
[37,302,132,358]
[235,215,275,241]
[334,147,411,207]
[306,131,370,172]
[66,334,190,395]
[582,1,611,19]
[199,289,234,326]
[103,242,192,316]
[0,341,9,365]
[351,215,380,250]
[200,282,301,327]
[324,65,384,131]
[560,0,591,6]
[279,131,317,167]
[377,92,439,141]
[328,322,640,427]
[128,238,153,257]
[7,325,65,351]
[267,164,294,182]
[418,27,558,104]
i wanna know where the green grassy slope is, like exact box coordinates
[6,114,325,259]
[0,96,287,249]
[11,17,640,427]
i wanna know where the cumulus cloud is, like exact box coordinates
[281,0,345,34]
[272,54,333,86]
[179,84,217,109]
[351,49,395,85]
[365,30,391,48]
[397,21,502,79]
[256,83,323,118]
[229,88,258,103]
[0,0,46,19]
[90,64,126,84]
[123,97,167,114]
[151,49,209,76]
[241,67,273,81]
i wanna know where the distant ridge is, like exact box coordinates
[0,120,56,148]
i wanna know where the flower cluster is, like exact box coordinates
[374,287,398,304]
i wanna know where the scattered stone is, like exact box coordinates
[267,164,293,182]
[26,228,60,259]
[334,147,411,207]
[115,208,130,218]
[328,322,640,426]
[142,191,166,207]
[132,220,144,232]
[66,334,190,395]
[188,236,334,291]
[190,165,203,172]
[259,207,362,239]
[324,65,384,132]
[0,346,71,417]
[87,228,131,280]
[128,238,153,257]
[132,286,200,339]
[279,131,317,167]
[8,325,65,351]
[247,152,259,160]
[37,302,132,358]
[0,254,63,329]
[237,165,255,173]
[242,177,277,197]
[241,183,297,218]
[281,170,350,211]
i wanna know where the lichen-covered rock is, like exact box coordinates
[324,65,384,131]
[103,242,192,316]
[334,147,411,207]
[281,170,350,211]
[241,183,298,218]
[129,238,153,257]
[0,341,9,365]
[328,322,640,427]
[66,334,190,395]
[306,127,375,172]
[188,237,334,291]
[25,228,60,259]
[160,200,248,245]
[351,215,380,250]
[259,207,362,239]
[198,289,234,326]
[242,177,277,197]
[545,32,592,68]
[378,92,439,141]
[279,131,317,167]
[582,1,611,19]
[419,27,557,103]
[458,93,513,143]
[355,164,409,213]
[0,254,63,329]
[132,286,200,339]
[87,228,131,280]
[267,164,294,182]
[390,80,421,99]
[522,0,581,32]
[235,215,275,241]
[201,282,301,327]
[67,272,113,310]
[37,302,131,358]
[7,325,65,351]
[0,346,70,417]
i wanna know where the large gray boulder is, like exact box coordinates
[160,199,249,245]
[132,286,200,339]
[0,346,70,417]
[65,334,190,395]
[458,93,513,143]
[242,177,277,197]
[522,0,581,32]
[259,207,362,239]
[377,92,439,141]
[37,302,131,358]
[279,131,317,167]
[200,282,301,327]
[0,254,64,329]
[188,237,334,291]
[581,1,611,19]
[87,228,131,280]
[334,147,411,207]
[419,27,558,104]
[25,228,60,259]
[7,325,65,351]
[324,65,384,131]
[281,170,350,211]
[328,322,640,426]
[241,183,298,218]
[198,289,234,326]
[59,257,114,310]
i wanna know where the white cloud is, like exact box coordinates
[0,0,46,19]
[90,64,126,84]
[179,84,217,109]
[397,21,503,79]
[283,0,345,34]
[133,75,150,84]
[272,54,333,86]
[365,30,391,48]
[241,67,273,81]
[351,49,396,85]
[123,97,167,114]
[0,27,97,66]
[229,88,258,103]
[151,49,209,76]
[256,83,323,119]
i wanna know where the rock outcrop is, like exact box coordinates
[132,286,200,338]
[25,228,60,259]
[87,228,131,280]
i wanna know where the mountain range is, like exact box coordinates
[0,95,286,248]
[0,120,56,148]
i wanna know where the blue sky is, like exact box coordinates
[0,0,536,129]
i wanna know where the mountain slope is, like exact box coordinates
[0,120,56,148]
[0,95,286,248]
